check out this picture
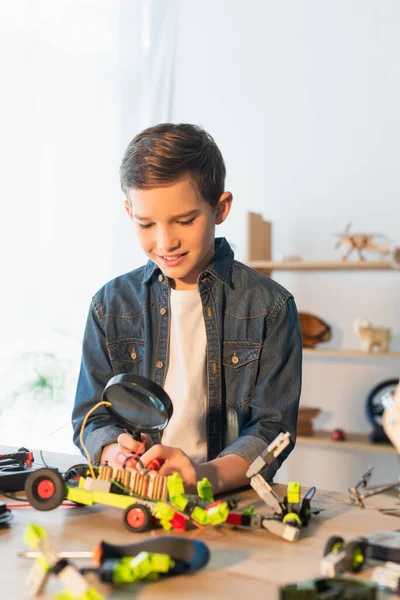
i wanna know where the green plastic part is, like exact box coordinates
[169,494,189,511]
[24,524,48,549]
[207,502,230,524]
[167,473,185,498]
[197,478,214,502]
[191,506,209,525]
[242,506,255,516]
[154,502,175,521]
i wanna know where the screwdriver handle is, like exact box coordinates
[95,536,210,573]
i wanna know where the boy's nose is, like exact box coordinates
[156,228,179,252]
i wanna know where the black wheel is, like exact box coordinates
[299,497,311,526]
[323,535,345,556]
[365,379,399,429]
[342,538,368,573]
[123,504,152,533]
[63,464,89,484]
[25,468,66,511]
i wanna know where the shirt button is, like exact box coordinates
[158,274,164,282]
[231,353,239,365]
[207,307,212,318]
[160,307,167,315]
[156,361,164,369]
[130,348,137,360]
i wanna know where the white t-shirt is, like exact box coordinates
[162,287,207,463]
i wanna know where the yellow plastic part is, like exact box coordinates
[206,501,230,525]
[24,524,48,549]
[190,506,209,525]
[287,482,301,504]
[154,502,175,521]
[66,487,143,510]
[167,473,185,497]
[169,494,188,512]
[197,477,214,502]
[282,512,301,524]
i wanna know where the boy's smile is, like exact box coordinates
[125,176,232,290]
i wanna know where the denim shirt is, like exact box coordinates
[72,238,302,480]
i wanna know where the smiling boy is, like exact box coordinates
[72,123,302,494]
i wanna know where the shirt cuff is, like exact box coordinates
[83,425,125,464]
[218,435,279,482]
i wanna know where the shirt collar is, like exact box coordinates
[142,237,234,288]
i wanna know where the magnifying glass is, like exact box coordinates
[102,374,173,441]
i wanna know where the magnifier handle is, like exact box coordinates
[125,429,142,442]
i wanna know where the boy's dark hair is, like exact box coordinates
[120,123,226,208]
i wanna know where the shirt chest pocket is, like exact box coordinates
[108,340,145,376]
[222,344,261,409]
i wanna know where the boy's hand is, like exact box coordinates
[99,433,153,469]
[140,445,201,493]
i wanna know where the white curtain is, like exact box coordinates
[0,0,178,451]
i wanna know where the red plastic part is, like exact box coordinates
[126,507,146,529]
[169,512,186,531]
[226,513,243,526]
[36,479,55,499]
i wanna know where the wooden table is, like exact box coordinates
[1,447,399,599]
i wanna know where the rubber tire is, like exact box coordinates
[123,504,152,533]
[365,378,399,428]
[25,468,66,511]
[323,535,345,556]
[343,538,368,573]
[63,464,89,483]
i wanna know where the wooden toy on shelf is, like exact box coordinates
[353,319,391,353]
[299,312,331,348]
[297,407,320,436]
[334,223,390,261]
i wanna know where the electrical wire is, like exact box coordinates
[303,486,316,501]
[79,400,111,478]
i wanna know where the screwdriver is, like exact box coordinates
[18,535,210,572]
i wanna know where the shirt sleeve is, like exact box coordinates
[218,297,302,481]
[71,300,124,463]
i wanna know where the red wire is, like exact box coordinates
[6,503,77,508]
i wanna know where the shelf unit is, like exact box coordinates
[248,260,396,271]
[247,212,400,452]
[303,349,400,359]
[296,430,395,454]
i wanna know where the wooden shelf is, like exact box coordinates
[248,260,396,271]
[297,430,396,453]
[303,348,400,359]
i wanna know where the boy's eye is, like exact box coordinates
[177,218,196,226]
[138,222,154,229]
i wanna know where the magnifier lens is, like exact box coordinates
[102,374,173,434]
[108,384,169,429]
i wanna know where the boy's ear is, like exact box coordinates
[215,192,233,225]
[124,200,133,220]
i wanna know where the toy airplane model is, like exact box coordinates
[334,223,390,261]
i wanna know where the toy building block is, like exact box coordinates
[244,432,320,541]
[260,517,300,542]
[23,524,104,600]
[249,474,284,515]
[320,535,367,577]
[280,577,377,600]
[371,561,400,592]
[246,432,290,478]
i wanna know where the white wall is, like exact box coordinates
[0,1,178,452]
[171,0,400,489]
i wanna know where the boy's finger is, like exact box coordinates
[117,433,145,453]
[140,444,177,467]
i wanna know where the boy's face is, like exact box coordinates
[125,176,232,290]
